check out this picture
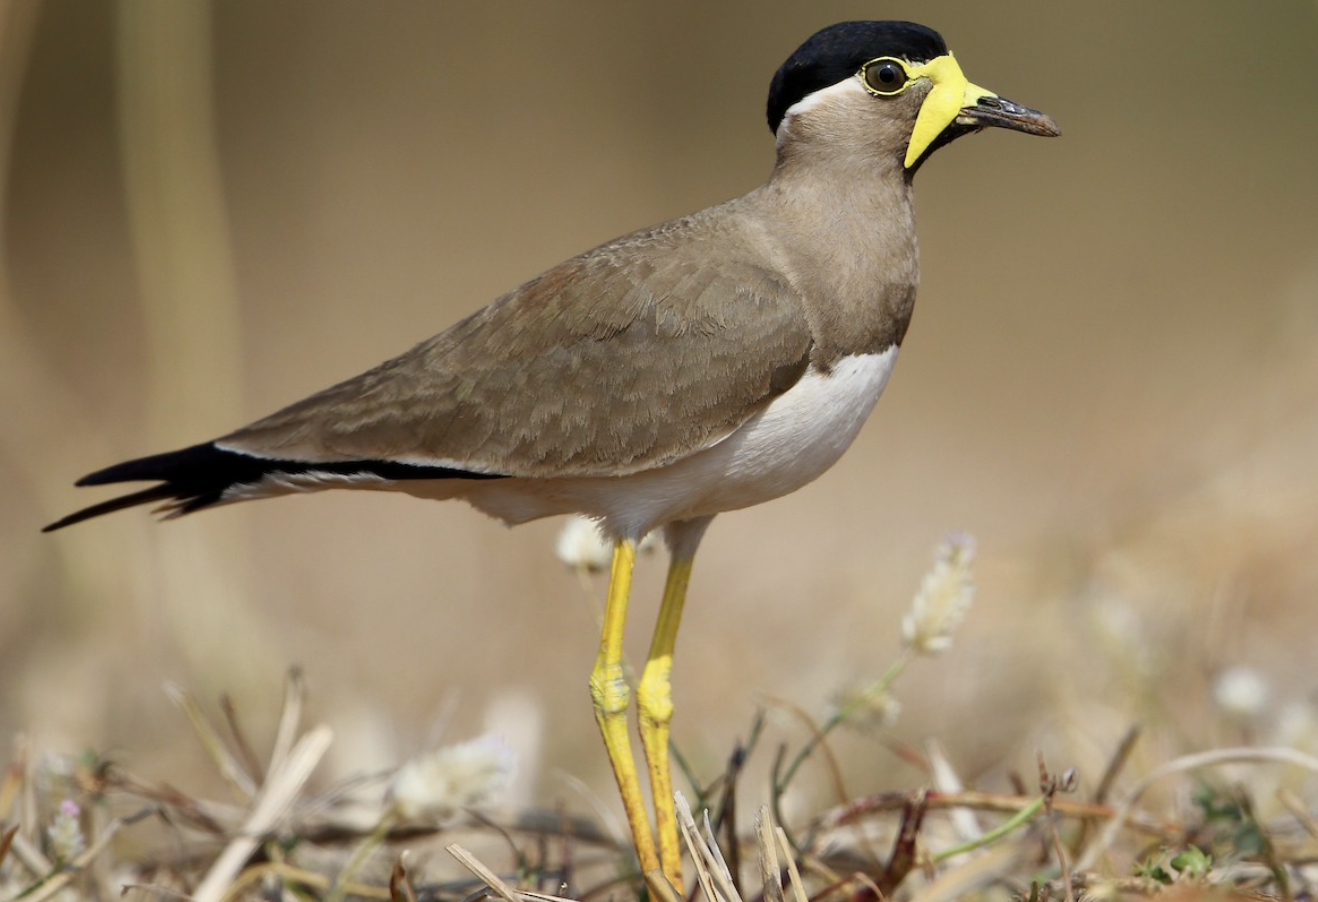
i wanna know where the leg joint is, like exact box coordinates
[589,663,630,718]
[636,658,674,727]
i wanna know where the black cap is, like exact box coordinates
[767,21,948,134]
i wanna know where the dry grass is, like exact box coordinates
[4,537,1317,902]
[4,686,1316,901]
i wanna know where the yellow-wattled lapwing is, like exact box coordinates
[46,20,1058,889]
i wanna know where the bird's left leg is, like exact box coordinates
[637,516,713,888]
[589,538,661,877]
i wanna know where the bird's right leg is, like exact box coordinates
[636,515,711,888]
[636,552,693,887]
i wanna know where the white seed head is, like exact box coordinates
[46,798,85,862]
[387,734,516,823]
[1276,701,1318,752]
[1214,666,1270,720]
[902,533,977,656]
[555,515,659,572]
[832,682,903,731]
[555,515,614,572]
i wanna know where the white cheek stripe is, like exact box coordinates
[776,78,868,143]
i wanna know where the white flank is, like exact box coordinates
[219,469,393,503]
[662,347,899,515]
[213,347,901,538]
[448,346,900,535]
[216,441,493,475]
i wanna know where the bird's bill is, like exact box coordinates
[903,53,1059,168]
[955,95,1061,138]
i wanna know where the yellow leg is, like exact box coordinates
[589,539,660,876]
[637,552,695,888]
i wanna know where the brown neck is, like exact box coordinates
[745,136,920,367]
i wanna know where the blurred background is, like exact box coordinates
[3,0,1317,827]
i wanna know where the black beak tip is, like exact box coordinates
[963,95,1061,138]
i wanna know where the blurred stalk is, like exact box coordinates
[114,1,242,431]
[0,2,67,481]
[0,1,145,745]
[114,0,275,688]
[0,5,90,533]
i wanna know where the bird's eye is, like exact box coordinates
[860,58,911,96]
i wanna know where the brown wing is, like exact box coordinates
[221,210,814,478]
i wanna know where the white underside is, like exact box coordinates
[223,348,899,540]
[417,347,898,537]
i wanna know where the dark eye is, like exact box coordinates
[862,59,908,95]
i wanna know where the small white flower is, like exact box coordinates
[1275,701,1318,751]
[387,734,516,823]
[901,533,976,656]
[1214,666,1270,720]
[46,798,84,862]
[555,515,659,572]
[555,515,614,572]
[832,682,903,731]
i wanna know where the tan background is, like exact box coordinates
[3,0,1317,819]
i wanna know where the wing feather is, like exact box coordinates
[224,209,815,478]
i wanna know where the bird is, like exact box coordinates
[46,20,1058,890]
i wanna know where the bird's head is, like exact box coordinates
[767,21,1060,174]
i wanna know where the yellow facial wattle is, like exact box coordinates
[903,53,996,168]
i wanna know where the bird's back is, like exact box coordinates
[221,199,821,479]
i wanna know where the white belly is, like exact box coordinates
[444,347,899,537]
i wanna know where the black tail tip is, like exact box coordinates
[42,442,230,532]
[42,483,181,532]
